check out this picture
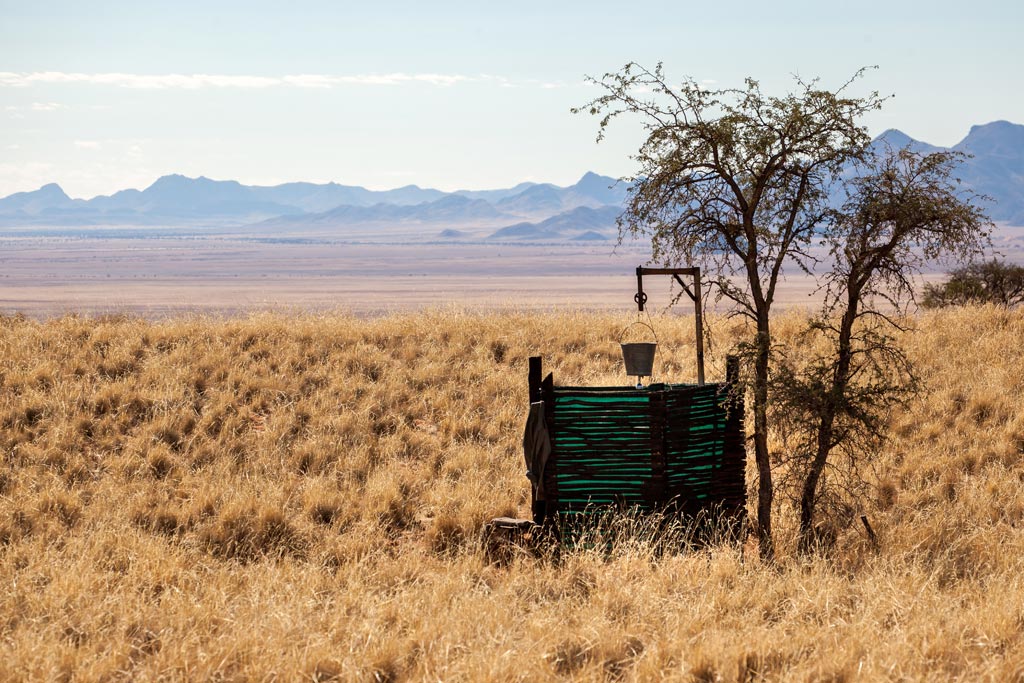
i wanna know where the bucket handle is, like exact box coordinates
[617,320,658,344]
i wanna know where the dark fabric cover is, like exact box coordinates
[522,401,552,501]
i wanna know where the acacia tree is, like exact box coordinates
[771,148,990,551]
[576,63,885,558]
[922,259,1024,308]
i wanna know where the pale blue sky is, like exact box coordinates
[1,0,1021,198]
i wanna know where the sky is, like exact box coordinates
[1,0,1021,199]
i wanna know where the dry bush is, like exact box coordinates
[1,306,1023,680]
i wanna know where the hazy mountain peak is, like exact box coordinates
[573,171,618,190]
[871,128,944,156]
[570,171,628,206]
[39,182,70,197]
[967,120,1019,134]
[956,120,1024,154]
[875,129,915,146]
[144,174,191,192]
[143,174,250,198]
[577,170,611,183]
[430,194,472,206]
[0,182,73,214]
[146,174,239,189]
[151,173,188,182]
[496,183,565,215]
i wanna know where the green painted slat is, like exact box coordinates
[545,381,744,532]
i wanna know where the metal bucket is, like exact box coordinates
[621,342,657,377]
[618,320,659,379]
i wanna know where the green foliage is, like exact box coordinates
[576,63,889,559]
[826,149,992,310]
[770,319,916,542]
[574,63,885,316]
[922,259,1024,309]
[775,147,990,550]
[578,63,993,554]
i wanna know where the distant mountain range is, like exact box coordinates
[871,121,1024,223]
[0,170,630,241]
[488,206,623,241]
[2,120,1022,240]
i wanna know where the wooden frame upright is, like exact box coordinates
[634,266,705,386]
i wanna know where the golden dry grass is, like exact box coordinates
[1,306,1023,681]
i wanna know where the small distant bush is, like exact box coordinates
[201,504,306,563]
[922,259,1024,308]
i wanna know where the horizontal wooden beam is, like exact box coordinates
[637,267,700,276]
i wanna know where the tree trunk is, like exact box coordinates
[753,316,774,560]
[798,438,832,553]
[798,290,859,552]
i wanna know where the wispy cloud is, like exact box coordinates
[74,140,101,150]
[6,102,64,117]
[0,71,527,90]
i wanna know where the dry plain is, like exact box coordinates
[0,233,826,317]
[2,226,1024,681]
[1,305,1024,681]
[2,223,1021,317]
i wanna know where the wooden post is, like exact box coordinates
[693,268,705,386]
[528,356,545,525]
[635,266,647,312]
[541,371,556,524]
[528,356,542,403]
